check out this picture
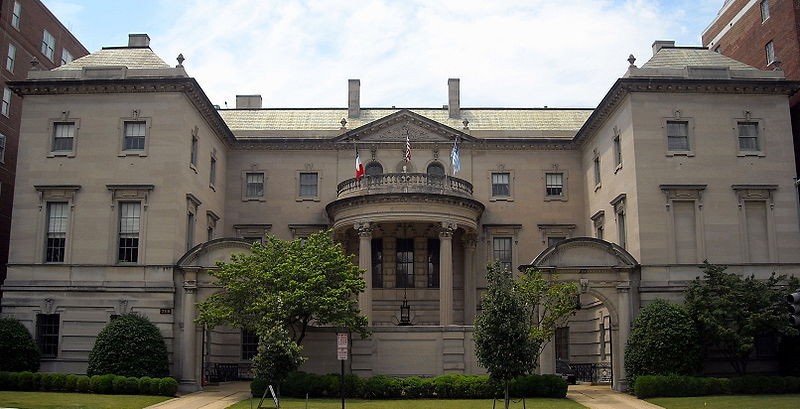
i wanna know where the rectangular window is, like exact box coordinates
[60,49,73,66]
[760,0,770,22]
[0,133,6,163]
[186,211,195,252]
[241,329,259,360]
[617,211,626,249]
[207,226,214,241]
[491,172,510,198]
[299,172,318,198]
[36,313,59,358]
[52,122,75,153]
[123,121,146,151]
[545,173,563,197]
[492,237,513,272]
[396,238,414,288]
[41,30,55,61]
[555,326,569,360]
[596,225,604,240]
[372,238,383,288]
[613,134,622,167]
[593,156,601,186]
[427,239,440,288]
[6,43,16,72]
[667,120,689,151]
[766,41,775,65]
[210,157,217,186]
[673,201,697,263]
[190,134,198,166]
[45,202,68,262]
[738,121,760,151]
[11,1,21,29]
[245,172,264,199]
[745,201,769,262]
[2,87,11,117]
[118,202,141,263]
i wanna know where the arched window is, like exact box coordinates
[365,162,383,176]
[427,162,445,177]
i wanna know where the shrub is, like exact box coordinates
[159,377,178,397]
[624,300,701,387]
[0,318,41,372]
[138,376,154,395]
[75,375,91,392]
[41,373,56,391]
[16,371,34,391]
[90,374,115,394]
[112,375,129,394]
[64,374,78,392]
[0,371,16,390]
[31,372,43,391]
[87,313,169,378]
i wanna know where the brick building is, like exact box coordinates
[0,0,88,305]
[702,0,800,191]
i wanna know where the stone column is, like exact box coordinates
[462,233,477,325]
[180,268,199,392]
[356,221,373,324]
[439,221,456,326]
[615,283,631,392]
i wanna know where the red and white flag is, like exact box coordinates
[355,151,365,181]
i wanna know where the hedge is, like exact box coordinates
[253,372,567,399]
[0,371,177,396]
[0,318,41,372]
[634,375,800,398]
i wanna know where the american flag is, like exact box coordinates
[404,132,412,162]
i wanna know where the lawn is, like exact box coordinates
[230,397,586,409]
[0,391,171,409]
[647,394,800,409]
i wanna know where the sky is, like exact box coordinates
[42,0,725,109]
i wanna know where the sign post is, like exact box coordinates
[337,332,348,409]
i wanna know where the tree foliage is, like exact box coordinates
[624,299,701,385]
[87,313,169,378]
[474,263,577,408]
[197,230,368,345]
[0,318,40,372]
[685,262,799,375]
[251,326,305,391]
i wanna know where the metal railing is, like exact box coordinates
[336,173,473,198]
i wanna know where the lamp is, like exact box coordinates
[399,298,412,326]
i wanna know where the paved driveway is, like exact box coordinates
[567,384,665,409]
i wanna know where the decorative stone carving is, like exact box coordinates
[732,184,778,209]
[354,221,372,237]
[659,184,706,209]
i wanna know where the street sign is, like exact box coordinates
[337,332,348,360]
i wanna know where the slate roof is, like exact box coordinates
[219,108,593,134]
[54,47,171,70]
[641,47,758,70]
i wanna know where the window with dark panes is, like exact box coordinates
[241,329,259,360]
[491,172,510,197]
[118,202,140,263]
[123,121,146,151]
[545,173,563,197]
[738,122,760,151]
[396,238,414,288]
[45,202,68,262]
[667,120,689,151]
[492,237,512,272]
[37,314,59,358]
[427,239,439,288]
[371,238,383,288]
[299,172,318,197]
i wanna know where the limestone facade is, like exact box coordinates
[1,35,799,392]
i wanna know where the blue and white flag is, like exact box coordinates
[450,138,461,175]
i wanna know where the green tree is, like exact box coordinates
[251,325,305,399]
[516,268,579,363]
[685,262,799,375]
[87,313,169,377]
[474,262,536,409]
[624,299,701,386]
[197,230,368,382]
[0,318,40,372]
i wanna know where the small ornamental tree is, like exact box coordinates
[624,299,701,386]
[474,262,537,409]
[0,318,40,372]
[251,325,305,399]
[685,262,799,375]
[87,313,169,378]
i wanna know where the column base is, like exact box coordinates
[178,379,201,394]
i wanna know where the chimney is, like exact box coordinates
[348,79,360,118]
[128,34,151,48]
[448,78,460,118]
[652,40,675,56]
[235,95,262,109]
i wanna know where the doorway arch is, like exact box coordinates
[522,237,639,391]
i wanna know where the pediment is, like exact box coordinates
[528,237,638,268]
[335,109,475,144]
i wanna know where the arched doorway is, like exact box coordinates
[522,237,639,391]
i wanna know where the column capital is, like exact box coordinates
[440,220,456,238]
[354,220,372,237]
[616,283,631,293]
[183,280,198,293]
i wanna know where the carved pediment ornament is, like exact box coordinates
[659,184,706,210]
[732,184,778,209]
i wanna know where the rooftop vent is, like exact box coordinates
[448,78,460,119]
[348,79,360,118]
[235,95,262,109]
[652,40,675,56]
[128,34,151,48]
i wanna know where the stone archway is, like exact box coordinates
[521,237,639,392]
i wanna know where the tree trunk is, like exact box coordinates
[504,381,510,409]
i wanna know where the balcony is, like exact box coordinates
[336,173,473,199]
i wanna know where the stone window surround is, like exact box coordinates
[189,126,199,173]
[610,193,627,249]
[543,165,568,202]
[107,184,153,265]
[234,223,272,244]
[483,223,522,270]
[659,184,707,263]
[489,167,514,201]
[47,112,80,157]
[118,111,150,157]
[34,185,80,264]
[241,169,266,201]
[663,111,695,157]
[538,223,576,247]
[591,210,605,239]
[732,184,778,263]
[186,193,201,252]
[733,112,766,157]
[296,169,321,202]
[612,125,623,173]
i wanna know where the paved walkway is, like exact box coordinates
[567,384,665,409]
[144,381,251,409]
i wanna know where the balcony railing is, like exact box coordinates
[337,173,473,199]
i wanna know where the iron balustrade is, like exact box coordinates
[337,173,473,198]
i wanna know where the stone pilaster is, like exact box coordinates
[439,221,456,326]
[462,232,477,324]
[180,268,199,392]
[355,221,373,324]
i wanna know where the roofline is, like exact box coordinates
[574,77,800,146]
[8,76,237,148]
[218,107,595,111]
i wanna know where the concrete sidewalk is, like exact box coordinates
[567,384,665,409]
[144,381,251,409]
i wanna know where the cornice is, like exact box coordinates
[574,77,800,147]
[325,192,486,220]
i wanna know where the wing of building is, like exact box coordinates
[2,34,799,392]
